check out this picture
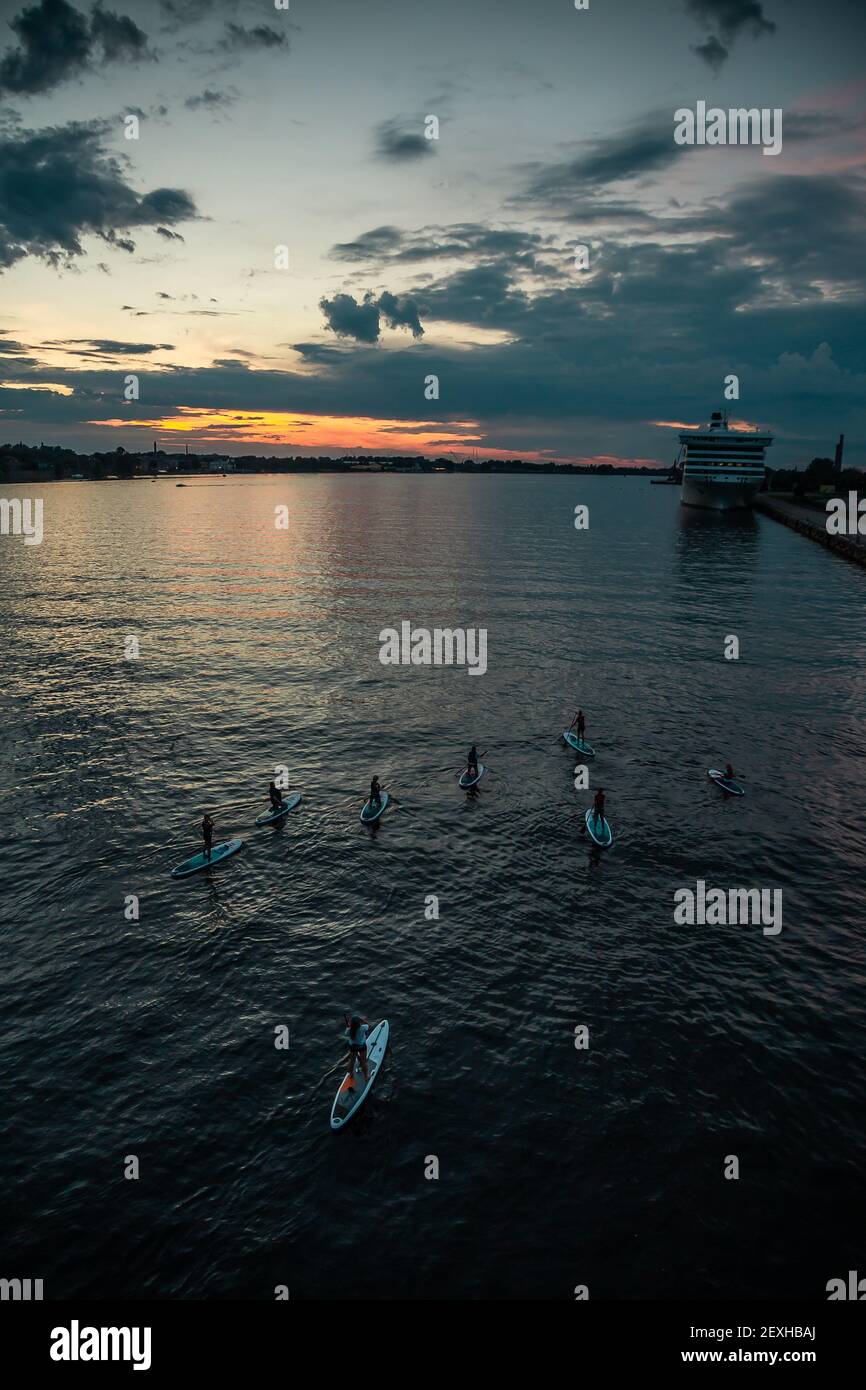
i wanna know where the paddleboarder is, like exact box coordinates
[267,781,285,812]
[202,812,215,862]
[467,744,479,780]
[570,709,586,743]
[368,775,382,813]
[724,762,736,781]
[344,1013,371,1086]
[592,787,606,828]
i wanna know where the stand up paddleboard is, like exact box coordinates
[360,791,389,824]
[563,730,595,757]
[458,764,485,789]
[584,808,613,847]
[330,1020,390,1131]
[255,792,302,825]
[708,769,745,796]
[170,838,243,878]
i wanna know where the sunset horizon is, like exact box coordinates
[2,0,865,467]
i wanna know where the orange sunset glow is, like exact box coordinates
[92,409,483,453]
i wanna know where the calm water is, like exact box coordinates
[1,475,864,1300]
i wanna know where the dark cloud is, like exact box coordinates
[523,118,681,200]
[413,263,528,332]
[155,225,185,241]
[319,292,381,344]
[708,173,866,299]
[0,330,39,365]
[331,223,553,270]
[374,119,434,163]
[0,120,197,271]
[377,291,424,338]
[0,0,91,96]
[89,5,151,63]
[44,337,174,356]
[319,290,424,343]
[158,0,210,24]
[218,22,287,52]
[685,0,775,69]
[0,0,153,98]
[685,0,775,41]
[139,187,196,220]
[330,226,405,262]
[518,107,851,220]
[289,341,352,366]
[184,87,237,112]
[692,35,728,70]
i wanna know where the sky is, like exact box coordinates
[1,0,865,466]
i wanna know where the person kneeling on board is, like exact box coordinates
[267,781,285,812]
[466,744,479,779]
[202,812,215,862]
[344,1014,371,1086]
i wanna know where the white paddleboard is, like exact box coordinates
[584,808,613,847]
[708,769,745,796]
[563,730,595,757]
[360,791,389,823]
[458,763,485,789]
[330,1020,390,1130]
[255,792,302,825]
[170,837,243,878]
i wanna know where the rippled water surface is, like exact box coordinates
[1,474,864,1299]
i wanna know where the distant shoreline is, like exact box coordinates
[1,462,675,484]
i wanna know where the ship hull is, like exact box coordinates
[681,477,761,512]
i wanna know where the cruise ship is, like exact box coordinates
[678,411,773,511]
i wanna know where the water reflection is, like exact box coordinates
[673,504,761,610]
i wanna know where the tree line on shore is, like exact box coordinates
[0,442,660,479]
[766,457,865,494]
[2,441,861,486]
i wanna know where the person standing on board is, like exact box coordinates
[202,812,215,862]
[369,776,382,812]
[592,787,606,828]
[267,781,285,812]
[344,1013,370,1086]
[724,762,736,781]
[467,744,479,779]
[570,709,586,742]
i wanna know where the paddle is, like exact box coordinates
[311,1016,384,1093]
[442,745,488,768]
[311,1058,347,1091]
